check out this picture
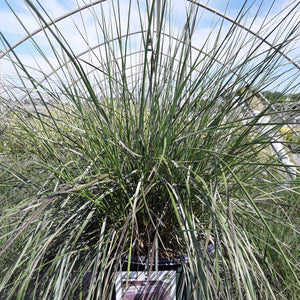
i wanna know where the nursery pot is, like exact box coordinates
[114,255,188,300]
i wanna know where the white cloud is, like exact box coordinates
[0,10,39,38]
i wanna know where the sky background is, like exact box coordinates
[0,0,299,93]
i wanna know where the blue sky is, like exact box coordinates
[1,0,292,52]
[0,0,299,92]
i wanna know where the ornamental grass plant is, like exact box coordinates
[0,0,299,299]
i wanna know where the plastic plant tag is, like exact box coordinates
[115,270,176,300]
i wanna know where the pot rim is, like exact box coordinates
[120,254,188,271]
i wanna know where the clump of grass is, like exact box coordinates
[0,0,299,299]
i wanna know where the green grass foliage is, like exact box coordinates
[0,0,299,299]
